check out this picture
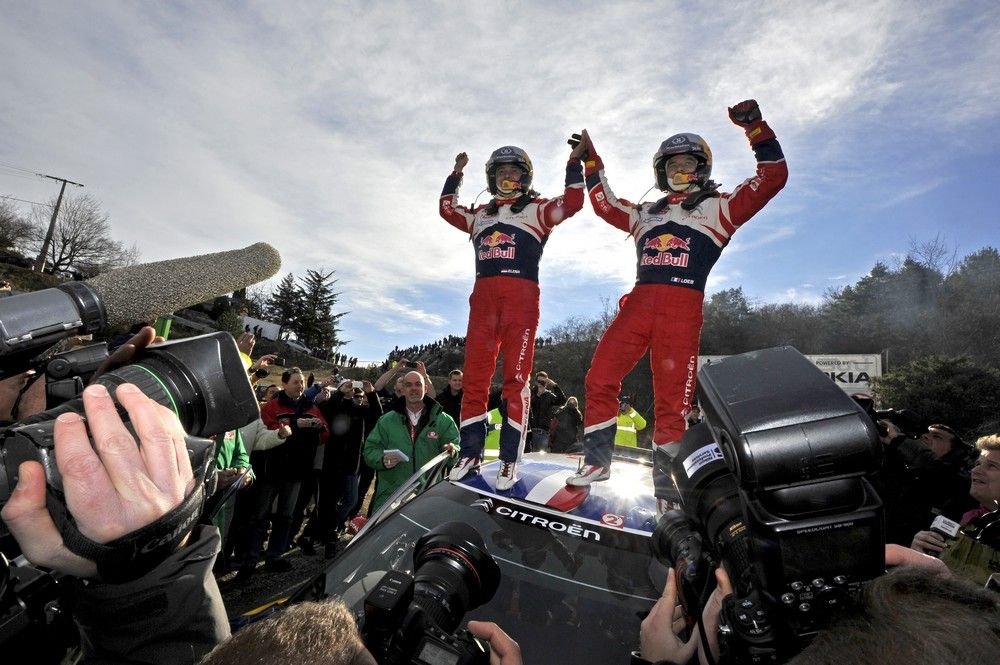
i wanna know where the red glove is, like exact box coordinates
[728,99,776,146]
[568,131,603,173]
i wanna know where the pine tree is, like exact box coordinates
[291,269,347,352]
[265,273,300,341]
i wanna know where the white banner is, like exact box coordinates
[698,353,882,397]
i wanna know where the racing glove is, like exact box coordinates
[728,99,776,146]
[568,132,604,173]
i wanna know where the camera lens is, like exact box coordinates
[0,332,261,511]
[670,423,754,595]
[89,332,260,438]
[411,521,500,633]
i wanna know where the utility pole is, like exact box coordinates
[33,173,84,273]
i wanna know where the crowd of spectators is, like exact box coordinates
[1,326,998,665]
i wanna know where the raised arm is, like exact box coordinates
[440,151,476,233]
[577,129,641,234]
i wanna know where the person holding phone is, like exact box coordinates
[372,358,436,402]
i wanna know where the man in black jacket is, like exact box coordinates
[311,380,382,558]
[528,371,566,452]
[878,420,978,545]
[436,369,464,424]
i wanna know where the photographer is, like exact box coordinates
[372,359,436,402]
[879,421,978,545]
[1,382,229,663]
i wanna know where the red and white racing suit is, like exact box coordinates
[440,161,584,463]
[582,126,787,484]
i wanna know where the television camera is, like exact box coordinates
[0,331,261,651]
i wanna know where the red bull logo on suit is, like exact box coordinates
[640,233,691,267]
[479,230,517,260]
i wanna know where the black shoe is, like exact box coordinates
[323,541,341,560]
[296,536,316,556]
[235,565,256,583]
[264,558,293,573]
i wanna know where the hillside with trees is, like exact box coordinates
[407,242,1000,442]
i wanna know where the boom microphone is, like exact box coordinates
[0,242,281,378]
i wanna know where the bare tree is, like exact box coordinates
[0,199,35,254]
[241,282,271,318]
[907,233,959,276]
[26,193,139,276]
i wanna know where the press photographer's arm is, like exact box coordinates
[1,382,229,662]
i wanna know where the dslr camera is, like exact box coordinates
[0,331,262,648]
[654,347,885,663]
[361,521,500,665]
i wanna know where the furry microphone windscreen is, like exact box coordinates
[86,242,282,327]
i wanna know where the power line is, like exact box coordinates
[0,170,44,181]
[0,194,53,208]
[0,161,39,175]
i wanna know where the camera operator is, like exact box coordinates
[0,382,229,663]
[199,597,522,665]
[877,420,978,545]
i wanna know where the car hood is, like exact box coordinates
[453,453,658,533]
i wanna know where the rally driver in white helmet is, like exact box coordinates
[441,140,587,490]
[565,100,788,510]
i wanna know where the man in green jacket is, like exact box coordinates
[363,371,459,513]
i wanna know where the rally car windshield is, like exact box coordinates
[315,481,666,662]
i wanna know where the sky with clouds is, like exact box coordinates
[2,1,998,362]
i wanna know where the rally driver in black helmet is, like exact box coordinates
[565,100,788,510]
[441,141,587,490]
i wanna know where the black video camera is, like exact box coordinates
[654,347,885,663]
[0,332,262,648]
[361,521,500,665]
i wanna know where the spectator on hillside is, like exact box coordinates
[685,403,702,428]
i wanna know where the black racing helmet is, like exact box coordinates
[486,146,533,196]
[653,133,713,192]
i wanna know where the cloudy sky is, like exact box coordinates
[2,1,998,362]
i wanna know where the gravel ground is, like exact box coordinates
[217,537,344,619]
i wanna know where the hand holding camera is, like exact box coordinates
[296,416,322,430]
[1,383,195,579]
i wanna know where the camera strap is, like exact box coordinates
[52,434,218,583]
